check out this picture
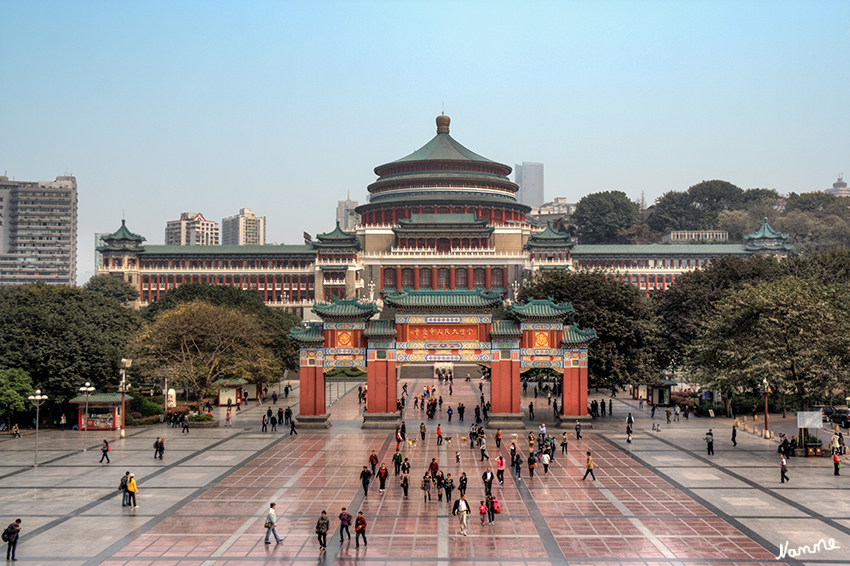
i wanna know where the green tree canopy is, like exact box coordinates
[130,300,282,399]
[519,270,663,388]
[649,180,743,233]
[84,274,140,304]
[571,191,639,244]
[0,368,36,415]
[141,283,301,370]
[0,284,142,401]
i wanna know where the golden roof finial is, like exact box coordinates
[436,114,450,134]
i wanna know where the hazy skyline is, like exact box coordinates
[2,1,848,284]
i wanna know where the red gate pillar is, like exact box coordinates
[488,349,524,429]
[562,349,589,419]
[296,363,331,428]
[363,349,400,429]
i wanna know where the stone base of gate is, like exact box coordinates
[557,414,594,428]
[361,412,401,429]
[487,413,526,430]
[295,413,332,429]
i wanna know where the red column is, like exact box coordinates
[467,267,474,290]
[413,267,420,290]
[431,267,438,290]
[264,275,269,302]
[380,267,385,291]
[449,268,456,290]
[156,275,161,300]
[297,276,302,302]
[654,274,658,289]
[288,276,293,302]
[392,209,397,224]
[395,267,402,290]
[485,267,492,289]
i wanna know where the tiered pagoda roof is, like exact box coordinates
[364,319,397,338]
[490,319,522,338]
[313,222,361,249]
[744,218,794,252]
[561,322,598,346]
[312,298,379,321]
[509,297,575,321]
[288,322,324,344]
[383,288,504,311]
[524,222,576,249]
[97,220,146,252]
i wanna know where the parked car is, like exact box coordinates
[830,408,850,428]
[810,405,836,422]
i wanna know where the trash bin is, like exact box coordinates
[807,447,815,456]
[815,447,823,456]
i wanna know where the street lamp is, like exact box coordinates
[79,382,95,451]
[120,359,132,438]
[511,279,521,302]
[27,390,48,467]
[762,377,771,433]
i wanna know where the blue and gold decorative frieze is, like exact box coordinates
[396,315,491,325]
[324,322,366,330]
[520,322,563,330]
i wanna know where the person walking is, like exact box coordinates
[127,473,139,507]
[377,463,389,493]
[338,507,352,543]
[527,452,536,479]
[705,429,715,456]
[4,519,21,561]
[609,399,613,416]
[401,470,410,499]
[510,442,517,467]
[495,429,502,448]
[514,453,523,480]
[541,451,551,475]
[354,511,367,548]
[480,438,489,461]
[360,466,372,497]
[264,503,281,544]
[732,425,737,447]
[421,473,432,502]
[277,407,284,428]
[780,456,790,483]
[392,450,402,475]
[486,494,496,526]
[582,451,596,481]
[261,415,268,433]
[59,414,66,431]
[100,439,111,463]
[458,403,465,422]
[674,404,680,422]
[575,420,582,440]
[420,423,426,441]
[666,407,672,424]
[482,468,494,495]
[225,409,232,427]
[428,458,440,477]
[453,494,471,536]
[157,438,165,460]
[181,416,190,433]
[435,470,445,501]
[834,452,841,476]
[270,415,277,432]
[369,450,379,477]
[119,471,131,506]
[495,455,506,485]
[284,406,292,425]
[437,424,443,445]
[561,433,569,455]
[315,511,329,550]
[528,402,534,419]
[444,473,454,502]
[290,418,298,435]
[458,472,468,497]
[447,406,453,422]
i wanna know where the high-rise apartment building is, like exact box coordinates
[0,175,78,286]
[221,208,266,245]
[165,213,219,246]
[825,175,849,197]
[336,195,359,230]
[514,162,545,208]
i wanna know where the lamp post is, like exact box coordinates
[511,279,521,302]
[120,359,132,438]
[27,390,48,467]
[79,382,95,451]
[762,377,771,433]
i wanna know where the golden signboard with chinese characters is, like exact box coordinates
[407,324,478,341]
[534,331,550,347]
[336,331,353,347]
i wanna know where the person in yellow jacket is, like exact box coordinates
[127,473,139,507]
[582,451,596,481]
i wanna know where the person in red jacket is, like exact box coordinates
[354,512,367,548]
[377,463,389,493]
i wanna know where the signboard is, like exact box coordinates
[797,411,823,429]
[407,324,478,341]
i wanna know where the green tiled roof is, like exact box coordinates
[365,319,397,337]
[289,322,324,344]
[312,298,379,320]
[383,288,504,310]
[562,323,598,345]
[97,220,147,252]
[391,132,497,164]
[213,378,249,387]
[745,218,790,241]
[104,220,145,242]
[571,244,750,256]
[510,298,575,320]
[525,222,575,249]
[314,223,361,249]
[69,393,134,404]
[140,244,315,255]
[490,319,521,337]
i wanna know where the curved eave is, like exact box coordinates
[97,245,146,253]
[375,133,505,169]
[355,194,531,215]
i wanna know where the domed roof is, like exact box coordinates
[389,115,497,165]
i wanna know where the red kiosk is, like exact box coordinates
[69,393,133,431]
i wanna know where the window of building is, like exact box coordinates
[456,267,467,288]
[419,267,431,288]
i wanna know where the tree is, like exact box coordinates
[519,270,663,389]
[649,190,701,233]
[141,283,301,370]
[571,191,639,244]
[0,368,35,416]
[687,180,744,228]
[0,284,142,401]
[84,274,140,304]
[656,255,785,368]
[688,278,850,415]
[130,301,281,402]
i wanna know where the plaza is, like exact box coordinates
[2,368,848,565]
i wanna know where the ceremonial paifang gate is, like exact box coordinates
[289,289,597,428]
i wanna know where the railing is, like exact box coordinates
[361,249,526,258]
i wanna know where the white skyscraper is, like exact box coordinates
[221,208,266,245]
[165,213,219,246]
[336,194,359,230]
[514,162,544,208]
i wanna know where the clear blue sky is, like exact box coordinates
[1,1,848,283]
